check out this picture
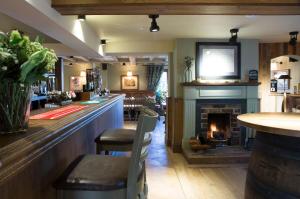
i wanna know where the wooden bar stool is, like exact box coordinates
[54,110,158,199]
[95,107,156,155]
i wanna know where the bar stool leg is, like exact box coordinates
[96,143,101,154]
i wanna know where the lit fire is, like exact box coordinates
[209,123,217,138]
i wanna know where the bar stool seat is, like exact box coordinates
[95,129,136,154]
[98,129,135,145]
[54,155,142,192]
[95,106,155,155]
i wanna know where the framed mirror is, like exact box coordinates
[196,42,241,80]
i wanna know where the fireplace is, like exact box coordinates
[207,113,230,140]
[196,99,247,146]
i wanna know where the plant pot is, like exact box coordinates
[0,80,32,134]
[185,68,192,82]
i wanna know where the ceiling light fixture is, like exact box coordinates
[77,14,86,21]
[229,28,239,44]
[289,31,298,46]
[101,39,106,45]
[149,15,160,32]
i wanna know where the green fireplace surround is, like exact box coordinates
[182,85,260,146]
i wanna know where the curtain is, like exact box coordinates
[146,64,164,91]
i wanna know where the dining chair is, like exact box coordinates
[54,109,158,199]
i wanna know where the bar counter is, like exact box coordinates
[238,113,300,199]
[0,94,124,199]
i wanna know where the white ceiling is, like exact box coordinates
[0,12,58,43]
[87,15,300,43]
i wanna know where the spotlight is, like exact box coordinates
[101,39,106,45]
[77,14,86,21]
[149,15,160,32]
[229,28,239,44]
[289,31,298,46]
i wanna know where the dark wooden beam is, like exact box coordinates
[52,0,300,15]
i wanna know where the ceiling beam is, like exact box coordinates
[52,0,300,15]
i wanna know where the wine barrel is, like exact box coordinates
[245,131,300,199]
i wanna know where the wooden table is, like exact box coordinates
[238,113,300,199]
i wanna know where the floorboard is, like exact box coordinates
[124,119,246,199]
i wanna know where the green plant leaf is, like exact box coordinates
[0,31,8,47]
[9,30,22,46]
[19,49,47,82]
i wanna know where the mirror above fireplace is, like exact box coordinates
[196,42,241,80]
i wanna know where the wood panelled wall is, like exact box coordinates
[259,43,300,82]
[166,97,183,153]
[259,42,300,101]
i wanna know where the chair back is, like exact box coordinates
[126,108,158,199]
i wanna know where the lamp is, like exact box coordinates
[278,74,292,112]
[289,31,298,46]
[229,28,239,44]
[77,15,86,21]
[149,15,160,32]
[278,74,291,93]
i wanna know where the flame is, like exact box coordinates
[209,123,217,138]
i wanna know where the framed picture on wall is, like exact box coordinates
[196,42,241,80]
[271,69,290,92]
[70,76,83,91]
[121,75,139,90]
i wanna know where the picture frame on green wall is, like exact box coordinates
[121,75,139,90]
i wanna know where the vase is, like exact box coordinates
[0,80,32,134]
[185,68,192,82]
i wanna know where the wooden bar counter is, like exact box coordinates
[238,113,300,199]
[0,94,124,199]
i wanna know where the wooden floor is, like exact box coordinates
[125,119,247,199]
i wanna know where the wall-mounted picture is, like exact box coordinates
[271,69,290,92]
[121,75,139,90]
[70,76,83,91]
[196,42,241,80]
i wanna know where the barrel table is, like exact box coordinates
[238,113,300,199]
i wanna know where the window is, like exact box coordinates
[156,71,168,96]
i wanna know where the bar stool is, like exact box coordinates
[95,107,156,155]
[54,110,158,199]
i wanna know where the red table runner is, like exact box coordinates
[30,105,88,120]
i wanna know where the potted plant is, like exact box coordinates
[184,56,194,82]
[0,30,57,134]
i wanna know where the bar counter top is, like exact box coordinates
[0,94,124,197]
